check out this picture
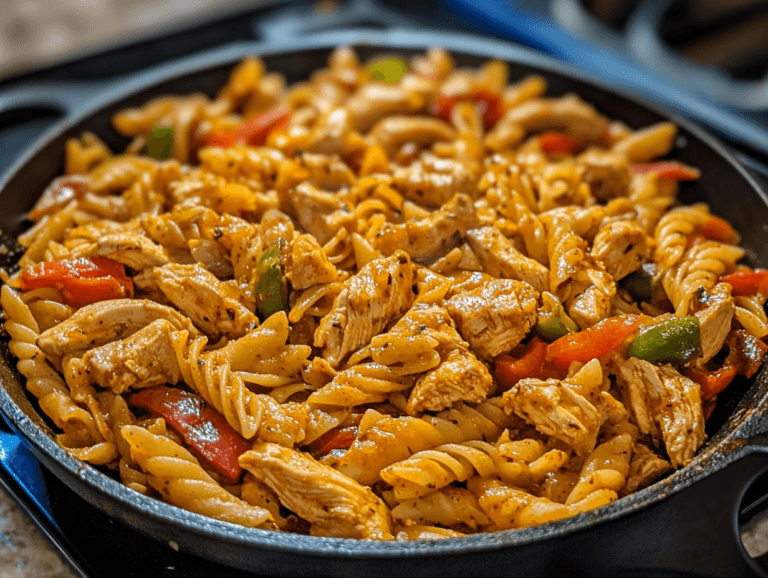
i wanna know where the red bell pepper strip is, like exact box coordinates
[684,364,737,401]
[700,215,740,245]
[473,90,504,128]
[431,94,458,123]
[310,427,358,457]
[539,131,582,156]
[683,330,767,400]
[495,337,549,390]
[431,90,504,129]
[20,257,133,309]
[128,386,251,485]
[546,315,643,374]
[630,161,700,180]
[202,107,291,148]
[719,269,768,296]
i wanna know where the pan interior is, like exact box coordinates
[0,41,767,560]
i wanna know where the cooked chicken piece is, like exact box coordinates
[466,226,549,293]
[84,232,169,270]
[591,220,648,281]
[37,299,198,358]
[446,278,538,359]
[407,347,492,414]
[620,442,672,496]
[614,358,705,467]
[347,83,424,132]
[373,193,480,263]
[369,116,457,158]
[284,234,339,290]
[239,443,393,540]
[567,265,617,329]
[694,283,735,364]
[391,154,479,208]
[288,182,354,245]
[502,362,603,456]
[504,94,609,143]
[304,107,355,156]
[315,251,417,367]
[82,319,180,394]
[577,149,631,201]
[154,264,258,340]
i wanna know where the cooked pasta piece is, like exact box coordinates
[122,425,273,528]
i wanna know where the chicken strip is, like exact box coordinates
[694,282,735,364]
[591,220,648,282]
[614,358,705,467]
[392,154,479,208]
[91,232,170,270]
[315,251,417,367]
[239,443,393,540]
[37,298,198,358]
[284,234,339,290]
[446,278,538,360]
[287,182,354,245]
[154,263,258,341]
[502,361,603,456]
[82,319,180,394]
[407,347,492,414]
[466,226,549,293]
[577,148,631,201]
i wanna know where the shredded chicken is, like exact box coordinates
[315,251,417,367]
[445,278,538,359]
[621,442,672,496]
[614,358,705,467]
[154,263,258,340]
[239,443,393,540]
[466,226,549,293]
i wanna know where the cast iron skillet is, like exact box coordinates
[2,28,768,578]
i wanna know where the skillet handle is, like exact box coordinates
[0,80,115,121]
[570,448,768,577]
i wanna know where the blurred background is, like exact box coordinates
[4,0,768,111]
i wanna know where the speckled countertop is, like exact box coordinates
[0,484,75,578]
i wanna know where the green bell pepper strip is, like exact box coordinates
[254,242,288,321]
[626,316,701,365]
[367,57,408,83]
[144,127,173,160]
[535,293,579,342]
[621,262,658,302]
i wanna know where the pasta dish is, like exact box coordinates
[1,47,766,541]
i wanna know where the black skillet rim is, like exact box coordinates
[1,27,768,559]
